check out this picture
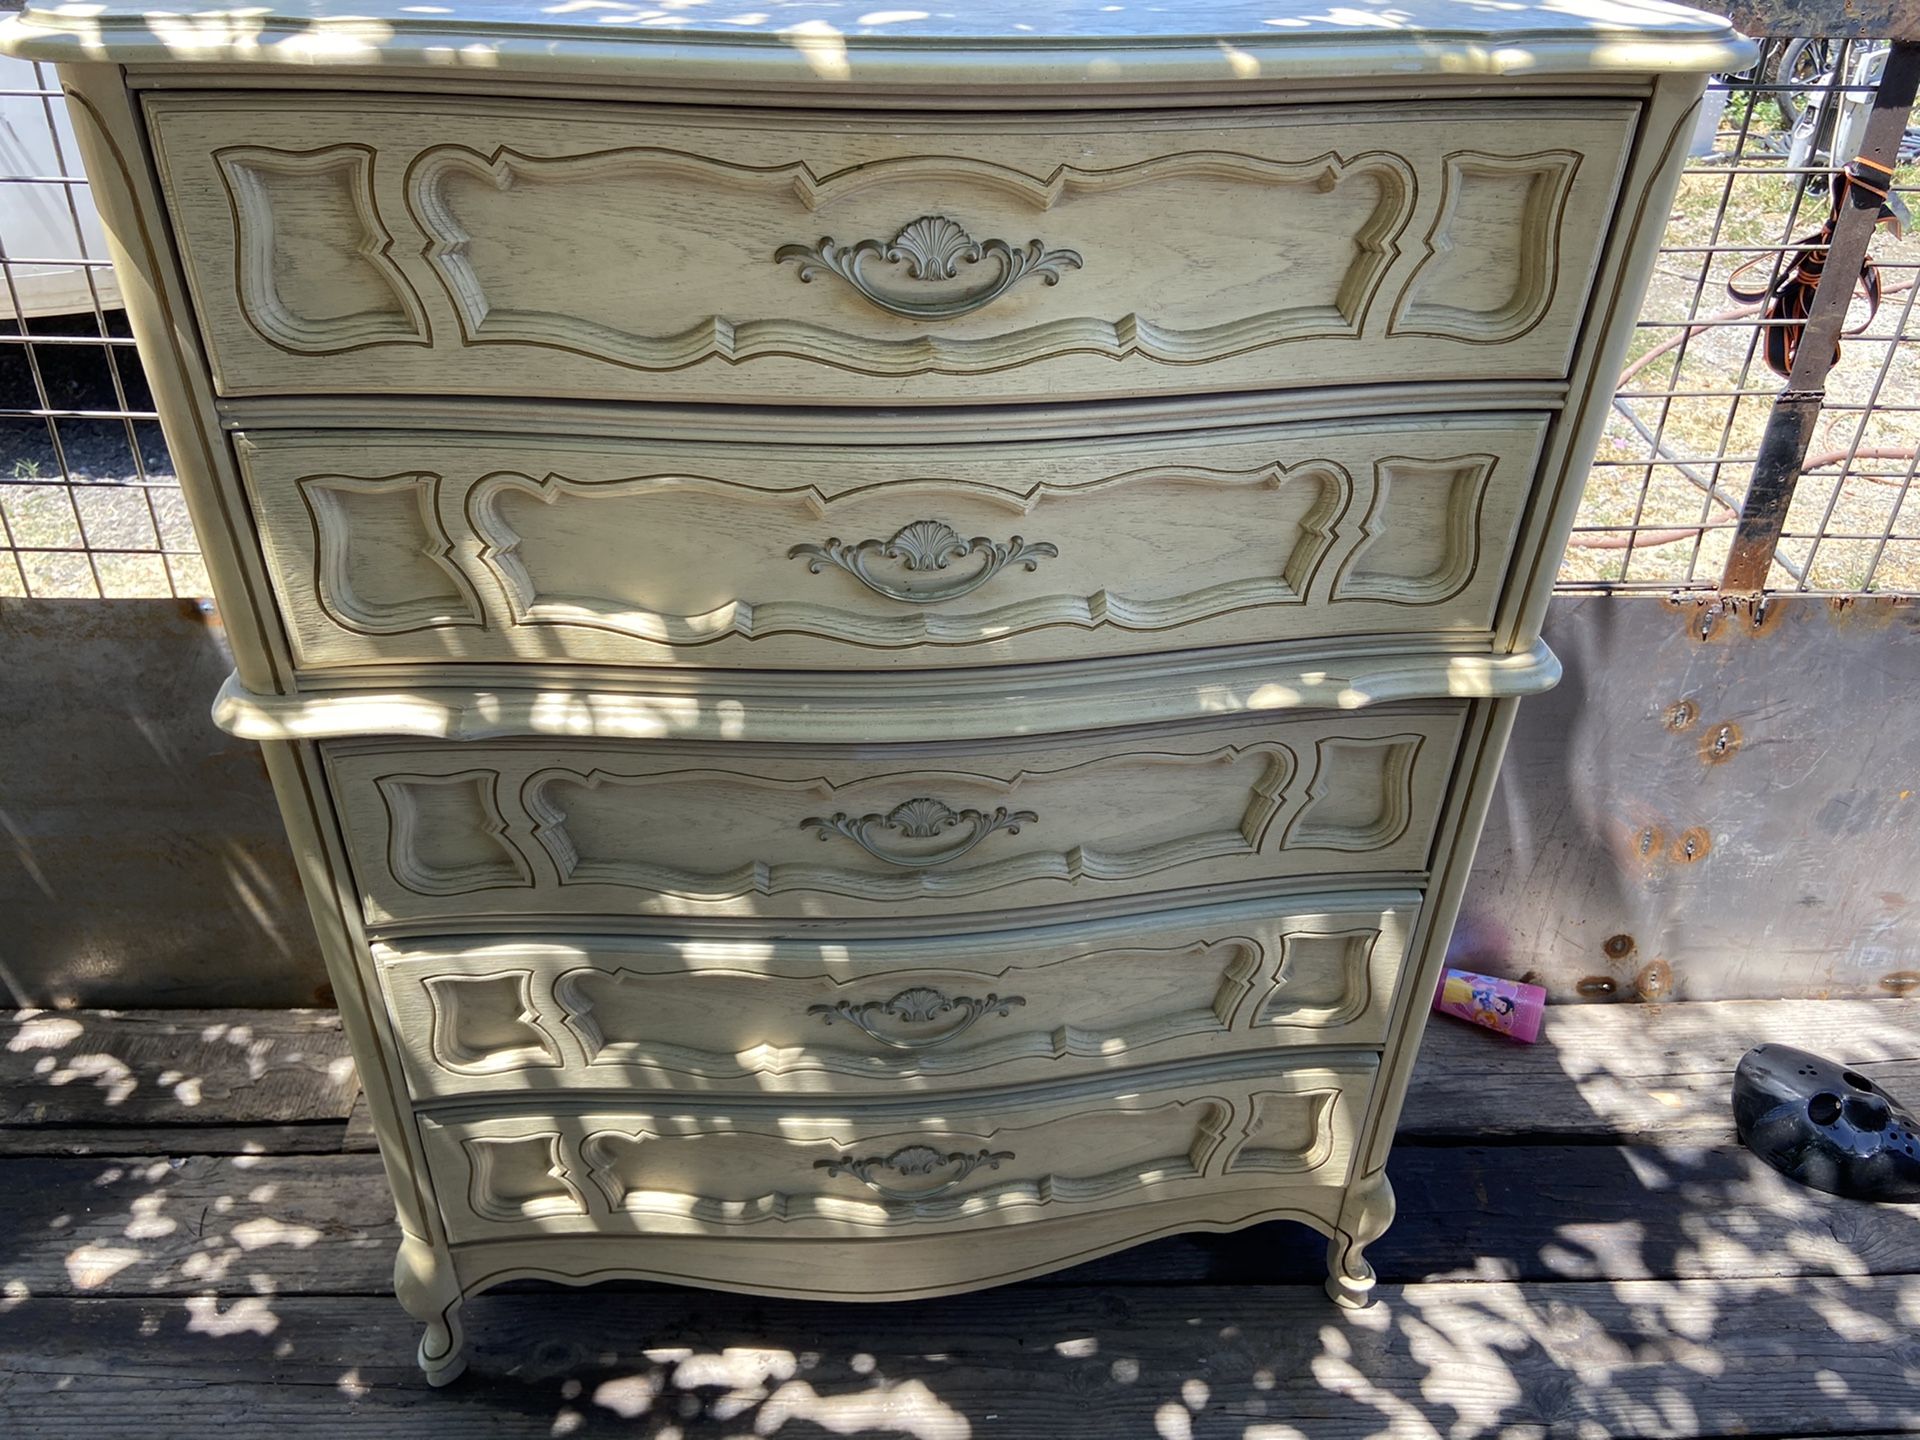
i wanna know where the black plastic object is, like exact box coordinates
[1733,1044,1920,1203]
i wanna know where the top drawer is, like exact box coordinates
[146,94,1636,407]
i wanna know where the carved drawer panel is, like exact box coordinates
[147,93,1634,406]
[376,892,1416,1099]
[237,412,1547,673]
[416,1060,1376,1245]
[324,709,1464,926]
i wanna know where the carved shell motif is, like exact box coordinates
[883,520,973,572]
[814,1144,1016,1201]
[775,214,1083,321]
[885,215,984,281]
[879,1144,957,1176]
[884,797,964,838]
[806,986,1028,1051]
[885,986,960,1024]
[799,797,1038,869]
[788,519,1059,605]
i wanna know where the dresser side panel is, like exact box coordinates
[1496,73,1708,650]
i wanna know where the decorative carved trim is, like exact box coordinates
[461,1133,587,1222]
[578,1130,644,1214]
[1187,1098,1238,1177]
[1283,735,1425,853]
[1209,941,1272,1030]
[808,988,1027,1051]
[790,520,1059,605]
[1222,1089,1343,1176]
[516,742,1300,903]
[214,143,430,354]
[464,461,1348,649]
[422,970,562,1075]
[374,770,534,895]
[1331,453,1496,606]
[800,797,1039,870]
[549,938,1261,1082]
[404,145,1414,375]
[816,1145,1015,1202]
[776,215,1083,319]
[297,472,485,634]
[1255,930,1381,1030]
[559,1093,1247,1227]
[1389,149,1582,344]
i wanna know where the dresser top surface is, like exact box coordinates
[2,0,1751,84]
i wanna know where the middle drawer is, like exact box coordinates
[236,411,1549,674]
[325,708,1464,927]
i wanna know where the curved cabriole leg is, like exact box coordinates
[395,1231,468,1386]
[1325,1168,1396,1310]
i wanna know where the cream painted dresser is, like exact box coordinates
[4,0,1750,1384]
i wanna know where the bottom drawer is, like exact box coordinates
[418,1059,1376,1245]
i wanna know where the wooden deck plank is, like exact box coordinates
[0,1154,399,1297]
[1402,997,1919,1141]
[4,1277,1917,1437]
[7,1143,1913,1300]
[0,1009,356,1128]
[1075,1137,1920,1287]
[0,1123,351,1157]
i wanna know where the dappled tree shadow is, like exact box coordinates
[5,1001,1919,1435]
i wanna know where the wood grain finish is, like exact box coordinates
[211,144,431,355]
[375,893,1416,1097]
[237,414,1546,673]
[325,711,1462,925]
[147,94,1635,405]
[417,1062,1374,1247]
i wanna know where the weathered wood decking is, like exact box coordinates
[2,999,1916,1437]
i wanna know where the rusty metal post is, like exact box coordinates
[1720,39,1920,599]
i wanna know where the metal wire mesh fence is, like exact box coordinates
[0,46,1914,599]
[0,58,204,600]
[1564,37,1920,594]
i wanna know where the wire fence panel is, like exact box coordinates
[1563,37,1920,594]
[0,58,201,601]
[0,46,1913,599]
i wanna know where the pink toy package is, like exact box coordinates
[1433,967,1546,1043]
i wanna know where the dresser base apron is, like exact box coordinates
[393,1171,1395,1385]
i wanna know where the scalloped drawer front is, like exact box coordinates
[147,93,1634,406]
[417,1060,1377,1245]
[325,709,1465,926]
[376,892,1417,1100]
[237,413,1549,673]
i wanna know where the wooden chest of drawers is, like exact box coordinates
[4,0,1750,1386]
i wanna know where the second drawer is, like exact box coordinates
[376,891,1418,1099]
[325,708,1464,926]
[237,411,1549,673]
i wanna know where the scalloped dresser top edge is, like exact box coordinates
[1,0,1755,85]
